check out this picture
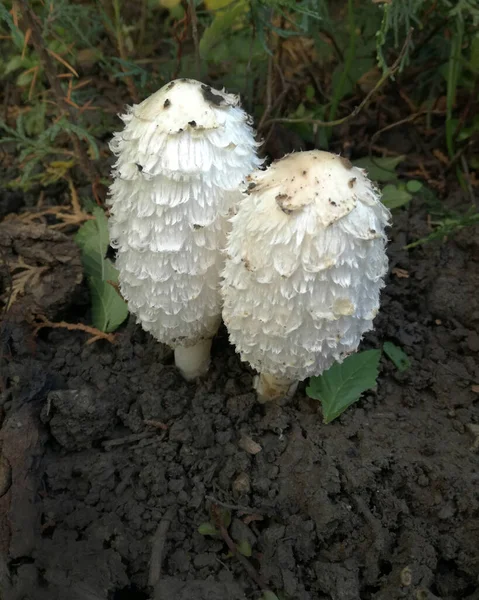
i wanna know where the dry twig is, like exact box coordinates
[33,315,116,345]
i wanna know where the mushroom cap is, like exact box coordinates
[221,150,390,381]
[109,78,258,183]
[133,78,241,133]
[108,80,262,347]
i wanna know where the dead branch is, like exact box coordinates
[33,315,116,345]
[149,507,176,589]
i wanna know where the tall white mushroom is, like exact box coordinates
[221,150,390,401]
[108,79,262,380]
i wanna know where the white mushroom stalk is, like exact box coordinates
[108,79,262,380]
[221,150,390,401]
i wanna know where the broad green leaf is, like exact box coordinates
[236,540,252,557]
[307,350,381,424]
[198,522,219,536]
[406,180,423,193]
[383,342,410,372]
[381,184,413,210]
[352,155,405,182]
[75,208,128,333]
[88,273,129,333]
[75,207,110,258]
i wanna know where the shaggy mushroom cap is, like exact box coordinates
[108,79,262,348]
[221,150,390,382]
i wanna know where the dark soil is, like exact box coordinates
[0,200,478,600]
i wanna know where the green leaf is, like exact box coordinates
[383,342,410,372]
[200,0,248,58]
[306,350,381,424]
[381,184,413,210]
[236,540,252,557]
[88,271,129,333]
[406,180,423,193]
[220,509,231,529]
[198,522,219,536]
[75,208,128,333]
[352,155,405,182]
[260,592,280,600]
[75,207,110,258]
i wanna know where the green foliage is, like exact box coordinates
[352,155,423,210]
[353,155,405,183]
[75,208,129,333]
[198,522,220,536]
[307,350,382,424]
[383,342,410,372]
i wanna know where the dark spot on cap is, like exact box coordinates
[136,163,143,172]
[201,84,226,106]
[302,170,307,175]
[329,198,337,206]
[276,193,293,215]
[164,99,171,108]
[348,177,357,188]
[188,120,197,127]
[193,224,203,230]
[245,181,257,195]
[178,128,183,133]
[166,81,175,90]
[242,257,252,271]
[369,228,376,234]
[339,157,353,169]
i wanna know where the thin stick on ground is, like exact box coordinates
[33,315,116,345]
[211,503,271,593]
[149,507,176,589]
[262,28,414,130]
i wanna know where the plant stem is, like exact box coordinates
[189,0,201,80]
[112,0,139,102]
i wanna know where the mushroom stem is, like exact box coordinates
[174,339,213,381]
[254,373,298,403]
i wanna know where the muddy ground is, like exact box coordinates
[0,195,478,600]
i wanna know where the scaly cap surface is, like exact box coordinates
[222,150,390,381]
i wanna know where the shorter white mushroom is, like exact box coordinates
[221,150,390,401]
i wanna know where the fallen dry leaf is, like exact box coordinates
[471,385,479,394]
[392,268,409,279]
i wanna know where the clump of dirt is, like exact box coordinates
[0,203,478,600]
[0,218,83,322]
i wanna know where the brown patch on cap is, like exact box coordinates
[348,177,357,188]
[242,257,252,271]
[276,193,293,215]
[163,99,171,108]
[188,120,197,127]
[339,157,353,169]
[166,81,175,91]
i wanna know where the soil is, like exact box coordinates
[0,197,478,600]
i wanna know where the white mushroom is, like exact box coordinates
[108,79,262,380]
[221,150,390,401]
